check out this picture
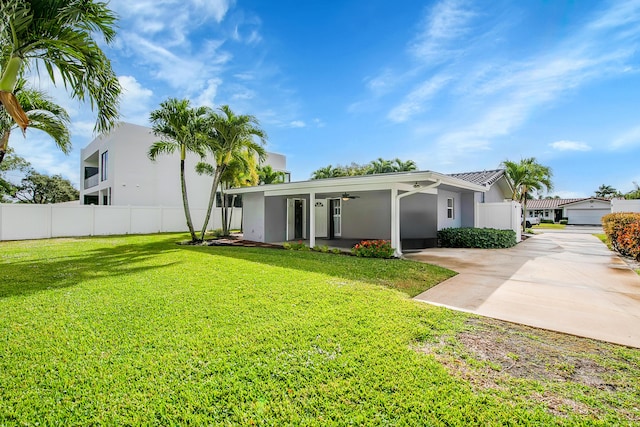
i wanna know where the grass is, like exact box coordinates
[1,234,639,425]
[533,223,566,229]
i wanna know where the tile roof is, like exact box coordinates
[526,198,610,209]
[448,169,505,186]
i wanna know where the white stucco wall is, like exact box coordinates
[80,122,287,209]
[611,199,640,213]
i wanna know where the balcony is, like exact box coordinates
[84,174,99,189]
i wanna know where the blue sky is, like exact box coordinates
[10,0,640,197]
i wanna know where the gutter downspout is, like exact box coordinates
[393,179,442,257]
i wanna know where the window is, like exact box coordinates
[100,151,108,181]
[447,197,454,219]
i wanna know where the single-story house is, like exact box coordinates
[226,169,516,256]
[526,197,611,225]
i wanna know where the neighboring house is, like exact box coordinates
[79,122,289,207]
[525,197,611,225]
[226,168,515,256]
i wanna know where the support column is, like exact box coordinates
[390,188,401,257]
[309,192,316,248]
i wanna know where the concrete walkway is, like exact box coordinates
[406,230,640,348]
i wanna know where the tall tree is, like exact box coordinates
[0,78,71,163]
[502,157,553,230]
[367,157,395,174]
[199,105,266,240]
[392,158,418,172]
[14,170,78,203]
[258,165,285,184]
[0,0,120,164]
[0,0,121,164]
[311,164,345,179]
[594,184,620,198]
[148,98,208,242]
[0,147,31,201]
[625,182,640,200]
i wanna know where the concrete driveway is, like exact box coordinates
[406,228,640,348]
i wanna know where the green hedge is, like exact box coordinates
[540,219,555,224]
[559,219,568,225]
[437,227,517,249]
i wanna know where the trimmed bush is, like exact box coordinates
[352,240,395,258]
[559,219,568,225]
[602,213,640,260]
[438,227,517,249]
[541,219,555,224]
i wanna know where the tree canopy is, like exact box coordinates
[14,170,78,204]
[311,158,418,179]
[502,157,553,230]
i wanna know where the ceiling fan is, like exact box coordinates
[341,193,360,201]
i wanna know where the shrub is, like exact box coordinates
[312,245,330,253]
[331,248,342,255]
[209,228,226,238]
[283,241,309,251]
[437,227,517,249]
[541,219,555,224]
[352,240,395,258]
[559,219,568,225]
[602,213,640,260]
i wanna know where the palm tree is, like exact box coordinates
[199,105,266,240]
[0,79,70,163]
[502,157,553,230]
[368,157,395,174]
[392,158,418,172]
[311,165,345,179]
[258,165,285,184]
[220,151,259,234]
[148,98,209,242]
[625,182,640,200]
[594,184,619,198]
[0,0,120,163]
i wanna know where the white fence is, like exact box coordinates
[611,199,640,213]
[475,201,522,242]
[0,204,242,241]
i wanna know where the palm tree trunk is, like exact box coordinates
[180,159,198,242]
[0,129,10,164]
[200,169,223,241]
[227,195,237,232]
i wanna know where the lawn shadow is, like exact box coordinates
[0,235,182,299]
[180,244,455,297]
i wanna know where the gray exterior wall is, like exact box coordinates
[400,193,437,238]
[341,190,391,240]
[242,192,265,242]
[484,182,507,203]
[265,196,287,242]
[437,189,462,230]
[460,193,475,228]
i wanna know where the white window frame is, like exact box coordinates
[447,197,454,219]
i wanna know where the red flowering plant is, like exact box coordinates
[351,239,395,258]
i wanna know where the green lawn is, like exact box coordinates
[1,234,639,425]
[533,223,566,229]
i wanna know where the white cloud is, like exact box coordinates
[387,74,451,122]
[410,0,476,62]
[313,118,325,128]
[118,75,154,124]
[549,140,592,151]
[289,121,306,128]
[611,125,640,149]
[194,78,223,108]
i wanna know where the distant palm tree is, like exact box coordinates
[199,105,266,240]
[502,157,553,230]
[311,165,345,179]
[595,184,619,198]
[148,98,209,242]
[392,158,418,172]
[625,182,640,200]
[258,165,285,184]
[368,158,395,174]
[0,79,70,163]
[0,0,120,164]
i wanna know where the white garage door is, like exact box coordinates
[567,209,609,225]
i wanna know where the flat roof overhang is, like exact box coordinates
[226,170,487,197]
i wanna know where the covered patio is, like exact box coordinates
[227,171,488,257]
